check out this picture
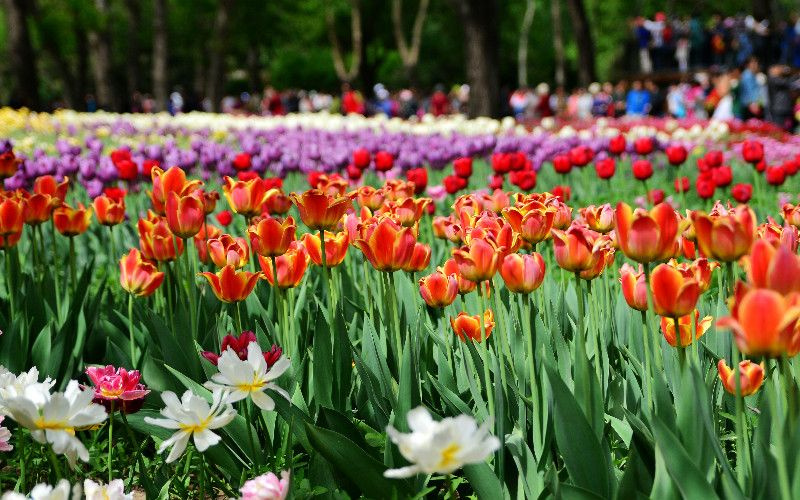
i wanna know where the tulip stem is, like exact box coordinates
[270,255,283,341]
[108,225,117,280]
[724,261,735,299]
[183,238,197,338]
[3,249,14,318]
[235,301,244,333]
[319,229,333,316]
[446,474,456,499]
[120,410,152,492]
[387,271,402,371]
[640,309,653,411]
[732,345,747,488]
[523,293,537,413]
[199,447,206,500]
[50,219,62,314]
[108,412,114,483]
[128,293,136,366]
[242,400,261,469]
[46,445,63,480]
[68,236,77,294]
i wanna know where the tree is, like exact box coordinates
[326,0,362,84]
[448,0,500,117]
[87,0,116,110]
[3,0,41,108]
[123,0,142,99]
[152,0,168,111]
[565,0,596,86]
[391,0,430,85]
[517,0,537,88]
[551,0,566,89]
[205,0,235,112]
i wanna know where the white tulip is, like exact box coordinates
[2,380,106,468]
[204,343,290,411]
[1,480,80,500]
[384,406,500,478]
[0,366,55,411]
[144,388,236,463]
[83,479,132,500]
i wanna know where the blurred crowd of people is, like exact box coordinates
[631,12,799,74]
[507,58,800,131]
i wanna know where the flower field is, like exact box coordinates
[1,108,800,498]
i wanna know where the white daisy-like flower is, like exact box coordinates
[2,380,106,468]
[384,406,500,478]
[83,479,132,500]
[1,479,81,500]
[204,343,290,411]
[144,388,236,463]
[0,366,55,411]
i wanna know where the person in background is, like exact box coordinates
[592,82,613,117]
[645,12,666,71]
[675,15,691,72]
[626,80,651,116]
[666,84,686,118]
[767,64,797,130]
[536,83,554,118]
[634,17,652,74]
[509,87,530,120]
[341,83,364,115]
[577,85,594,119]
[711,73,734,120]
[645,79,665,116]
[739,57,763,119]
[689,12,706,68]
[430,84,450,116]
[612,80,628,117]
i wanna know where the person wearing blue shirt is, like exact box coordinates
[739,57,763,119]
[626,80,651,116]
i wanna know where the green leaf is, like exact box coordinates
[462,462,504,500]
[650,417,719,499]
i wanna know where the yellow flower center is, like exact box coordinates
[178,415,213,434]
[438,443,461,469]
[100,387,124,398]
[33,417,75,436]
[236,373,267,393]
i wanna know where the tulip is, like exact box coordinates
[381,197,430,227]
[199,190,220,215]
[352,148,371,169]
[453,157,473,178]
[138,214,184,262]
[551,223,601,273]
[479,189,511,213]
[249,216,296,257]
[500,252,545,294]
[403,242,431,273]
[755,220,798,252]
[374,151,393,172]
[632,159,653,181]
[615,202,679,263]
[290,189,353,231]
[659,310,713,347]
[717,360,765,396]
[258,241,309,289]
[619,263,648,311]
[550,197,572,227]
[691,205,756,262]
[667,258,718,292]
[595,158,615,179]
[233,152,252,171]
[201,331,283,368]
[452,236,502,282]
[580,241,614,281]
[223,176,276,219]
[502,202,555,245]
[766,165,786,186]
[0,197,25,236]
[119,249,165,297]
[553,154,572,174]
[608,135,626,155]
[24,193,60,225]
[649,263,701,318]
[665,144,687,165]
[34,175,69,202]
[384,179,417,201]
[54,203,92,236]
[199,265,261,303]
[634,137,654,155]
[674,176,690,193]
[731,183,753,203]
[150,167,202,215]
[418,270,459,308]
[443,175,467,194]
[741,140,764,164]
[302,231,349,267]
[451,309,494,342]
[0,232,22,249]
[85,365,150,414]
[92,195,125,227]
[406,168,428,194]
[356,186,386,211]
[443,258,477,295]
[165,191,205,239]
[782,203,800,228]
[354,217,417,272]
[579,204,615,233]
[207,234,250,269]
[0,150,21,179]
[746,239,800,295]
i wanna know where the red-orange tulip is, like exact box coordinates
[667,258,718,293]
[92,195,126,226]
[0,197,25,236]
[198,190,220,215]
[383,179,416,201]
[419,270,459,308]
[356,186,385,211]
[290,189,353,231]
[199,265,260,303]
[207,234,250,269]
[403,242,431,272]
[717,359,765,396]
[451,309,494,342]
[579,204,615,233]
[248,216,296,257]
[354,217,417,272]
[23,193,60,225]
[717,284,800,357]
[258,241,309,289]
[119,248,165,297]
[619,263,648,311]
[649,263,701,318]
[33,175,69,202]
[165,191,205,238]
[659,310,713,347]
[223,176,276,218]
[53,203,92,236]
[263,190,292,215]
[380,197,431,227]
[150,167,202,215]
[452,236,502,282]
[193,223,222,264]
[692,205,756,262]
[756,220,798,252]
[302,231,349,267]
[502,201,555,245]
[0,231,22,249]
[443,258,477,295]
[745,239,800,295]
[781,203,800,228]
[0,150,21,179]
[615,202,679,263]
[551,223,601,273]
[432,215,464,244]
[500,252,545,294]
[138,214,183,262]
[580,242,615,281]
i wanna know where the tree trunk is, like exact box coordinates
[517,0,537,88]
[152,0,169,112]
[30,0,79,108]
[124,0,142,100]
[88,0,116,110]
[391,0,430,87]
[564,0,596,86]
[3,0,40,109]
[448,0,500,117]
[551,0,566,88]
[326,0,362,84]
[247,45,261,92]
[205,0,234,112]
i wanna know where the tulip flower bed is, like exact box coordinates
[1,110,800,499]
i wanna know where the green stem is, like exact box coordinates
[128,293,135,366]
[199,448,206,500]
[242,400,261,469]
[523,293,537,405]
[46,446,63,480]
[68,236,77,294]
[319,229,332,315]
[447,474,456,499]
[477,283,495,418]
[235,301,244,333]
[183,238,197,339]
[109,225,117,281]
[120,407,152,490]
[4,249,14,319]
[732,346,746,487]
[387,271,402,371]
[641,309,652,411]
[50,220,62,314]
[108,412,114,483]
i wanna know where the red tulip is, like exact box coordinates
[741,140,764,164]
[633,137,654,155]
[553,154,572,174]
[233,152,252,171]
[406,168,428,194]
[419,269,458,308]
[374,151,394,172]
[199,265,261,303]
[665,144,687,165]
[713,165,732,187]
[731,183,752,203]
[595,158,615,179]
[674,176,690,193]
[165,192,205,239]
[696,176,716,199]
[454,157,473,178]
[443,175,467,194]
[705,150,723,168]
[216,210,233,226]
[632,159,653,180]
[500,252,545,294]
[352,148,371,169]
[509,170,536,191]
[93,195,126,226]
[119,248,164,297]
[717,359,765,396]
[489,175,504,190]
[608,135,626,155]
[766,165,786,186]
